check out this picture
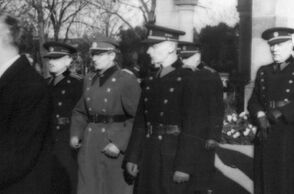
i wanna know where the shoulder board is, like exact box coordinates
[69,73,83,80]
[203,66,216,73]
[121,68,135,76]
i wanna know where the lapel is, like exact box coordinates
[0,55,27,90]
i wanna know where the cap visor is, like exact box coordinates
[43,53,67,59]
[268,38,291,45]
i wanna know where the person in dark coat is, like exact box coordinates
[0,14,52,194]
[70,36,141,194]
[248,27,294,194]
[44,41,83,194]
[125,24,202,194]
[179,43,224,194]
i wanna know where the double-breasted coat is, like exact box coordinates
[125,59,202,194]
[0,55,52,194]
[190,67,224,191]
[248,56,294,194]
[71,65,141,194]
[47,70,83,194]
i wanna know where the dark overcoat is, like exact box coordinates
[190,68,224,191]
[125,59,201,194]
[71,66,141,194]
[0,55,52,194]
[47,70,83,194]
[248,57,294,194]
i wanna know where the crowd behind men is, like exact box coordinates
[1,13,294,194]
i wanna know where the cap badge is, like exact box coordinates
[273,32,279,37]
[49,47,54,52]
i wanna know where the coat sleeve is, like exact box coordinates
[278,102,294,123]
[248,68,265,118]
[70,79,88,140]
[207,73,224,141]
[110,74,141,151]
[124,92,146,165]
[0,82,50,188]
[174,75,201,174]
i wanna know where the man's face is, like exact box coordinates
[92,51,115,70]
[147,41,172,65]
[270,40,293,63]
[182,52,201,70]
[48,55,72,75]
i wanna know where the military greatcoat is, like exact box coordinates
[191,67,224,191]
[248,56,294,194]
[71,65,141,194]
[125,59,201,194]
[47,70,83,194]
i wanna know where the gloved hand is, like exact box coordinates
[173,171,190,183]
[126,162,139,177]
[267,109,283,124]
[256,116,271,141]
[205,139,219,150]
[102,143,120,158]
[70,136,81,149]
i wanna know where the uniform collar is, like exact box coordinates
[96,65,118,86]
[49,69,70,86]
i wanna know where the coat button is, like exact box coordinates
[169,88,174,92]
[144,98,148,102]
[56,126,60,130]
[284,98,289,102]
[262,86,266,90]
[146,86,150,90]
[67,80,71,84]
[144,110,148,114]
[56,114,60,118]
[61,90,66,94]
[101,128,106,133]
[286,89,290,93]
[160,112,164,116]
[58,102,62,106]
[149,76,153,80]
[86,87,90,91]
[146,134,150,138]
[163,99,168,104]
[88,107,92,111]
[260,79,264,82]
[112,78,116,82]
[158,135,162,140]
[147,122,151,126]
[89,128,92,132]
[107,88,111,92]
[86,97,91,101]
[289,80,293,84]
[104,98,108,103]
[102,109,106,112]
[260,72,264,76]
[177,77,182,82]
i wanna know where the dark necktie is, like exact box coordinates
[49,74,56,86]
[91,71,101,85]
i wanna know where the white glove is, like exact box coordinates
[70,136,81,149]
[102,143,120,158]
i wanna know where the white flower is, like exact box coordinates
[252,127,257,134]
[227,115,232,122]
[233,132,240,138]
[243,128,250,136]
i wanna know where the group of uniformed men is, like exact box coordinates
[1,12,294,194]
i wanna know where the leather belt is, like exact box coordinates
[147,123,181,136]
[57,117,70,125]
[88,114,128,123]
[269,100,290,108]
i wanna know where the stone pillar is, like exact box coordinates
[174,0,198,42]
[154,0,197,42]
